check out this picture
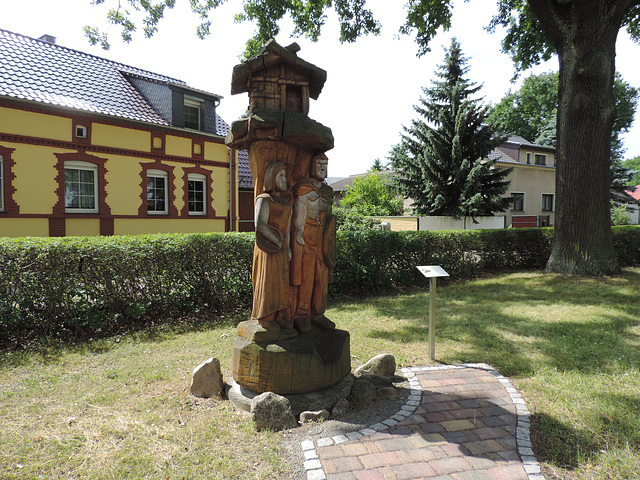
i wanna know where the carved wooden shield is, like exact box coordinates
[255,225,283,254]
[323,214,337,269]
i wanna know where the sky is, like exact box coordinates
[2,0,639,178]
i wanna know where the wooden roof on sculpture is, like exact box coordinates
[230,40,327,100]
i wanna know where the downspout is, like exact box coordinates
[229,147,236,232]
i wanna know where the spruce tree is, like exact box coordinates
[389,38,512,219]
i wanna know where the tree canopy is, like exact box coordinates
[623,155,640,186]
[339,172,403,217]
[389,39,512,219]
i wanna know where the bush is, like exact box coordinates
[330,228,555,295]
[0,233,253,343]
[1,226,638,344]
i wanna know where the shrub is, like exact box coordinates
[0,233,253,343]
[1,226,638,343]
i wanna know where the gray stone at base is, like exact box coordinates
[349,378,377,409]
[300,409,330,424]
[331,398,349,418]
[190,357,224,398]
[251,392,298,431]
[354,353,396,378]
[226,373,355,416]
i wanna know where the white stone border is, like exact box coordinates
[300,363,545,480]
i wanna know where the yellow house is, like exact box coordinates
[0,29,248,237]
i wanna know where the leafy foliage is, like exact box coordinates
[623,155,640,187]
[339,172,404,216]
[0,233,253,344]
[333,206,382,231]
[389,39,512,218]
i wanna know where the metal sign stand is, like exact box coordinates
[417,266,450,361]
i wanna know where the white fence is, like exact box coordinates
[418,216,506,231]
[373,216,506,231]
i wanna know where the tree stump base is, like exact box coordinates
[232,320,351,395]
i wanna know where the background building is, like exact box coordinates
[0,29,252,237]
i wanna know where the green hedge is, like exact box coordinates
[1,226,638,343]
[0,233,254,341]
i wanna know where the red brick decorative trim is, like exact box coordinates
[53,151,111,217]
[138,161,178,217]
[0,144,19,214]
[151,132,166,154]
[180,165,216,217]
[100,217,115,236]
[48,217,65,237]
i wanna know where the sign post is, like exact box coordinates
[416,266,450,361]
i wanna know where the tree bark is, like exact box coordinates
[529,0,626,275]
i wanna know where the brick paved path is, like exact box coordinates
[301,364,544,480]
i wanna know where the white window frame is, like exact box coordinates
[187,173,207,215]
[0,155,4,212]
[542,193,554,212]
[147,169,169,214]
[64,161,98,213]
[184,96,203,131]
[511,192,525,212]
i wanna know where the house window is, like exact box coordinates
[188,173,206,215]
[526,153,531,164]
[511,193,525,211]
[147,169,168,214]
[184,96,203,130]
[0,155,4,211]
[542,194,554,211]
[65,161,98,212]
[75,125,88,138]
[534,154,546,165]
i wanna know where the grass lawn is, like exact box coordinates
[1,268,639,479]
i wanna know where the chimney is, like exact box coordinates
[38,34,56,44]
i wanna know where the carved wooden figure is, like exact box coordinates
[252,162,293,329]
[226,40,349,396]
[290,153,336,333]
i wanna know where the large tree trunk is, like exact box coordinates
[531,1,624,275]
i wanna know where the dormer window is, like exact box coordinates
[184,96,203,130]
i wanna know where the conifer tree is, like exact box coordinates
[389,38,512,219]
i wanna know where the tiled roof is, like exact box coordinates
[215,115,253,188]
[0,28,233,136]
[0,29,183,125]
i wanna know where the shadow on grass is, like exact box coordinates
[355,269,640,377]
[0,310,245,369]
[531,412,600,468]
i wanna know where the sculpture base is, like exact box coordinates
[225,374,355,416]
[231,320,351,395]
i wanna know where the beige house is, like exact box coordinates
[329,136,557,230]
[493,135,556,228]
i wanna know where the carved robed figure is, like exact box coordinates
[252,162,293,328]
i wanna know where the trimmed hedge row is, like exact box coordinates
[1,226,638,342]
